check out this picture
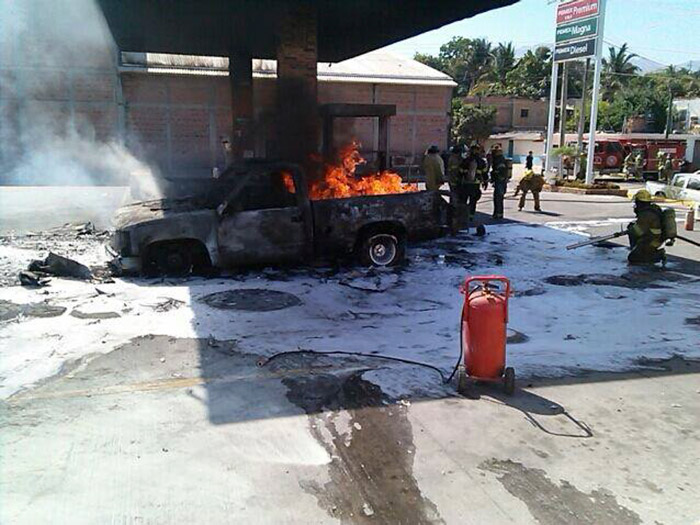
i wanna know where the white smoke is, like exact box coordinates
[0,0,160,227]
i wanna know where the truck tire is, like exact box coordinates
[144,240,210,276]
[359,233,405,267]
[153,243,193,276]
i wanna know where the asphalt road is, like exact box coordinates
[475,181,700,264]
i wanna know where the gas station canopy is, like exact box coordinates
[97,0,517,61]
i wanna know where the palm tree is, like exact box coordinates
[490,42,516,86]
[503,46,552,98]
[601,43,639,100]
[462,38,492,93]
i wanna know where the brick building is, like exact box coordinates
[1,44,455,184]
[120,51,455,177]
[462,96,548,133]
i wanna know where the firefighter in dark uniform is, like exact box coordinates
[447,145,463,183]
[490,145,510,219]
[627,189,667,264]
[447,144,470,232]
[457,144,488,222]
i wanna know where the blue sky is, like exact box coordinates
[384,0,700,67]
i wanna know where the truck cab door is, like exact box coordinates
[670,175,687,200]
[217,169,311,267]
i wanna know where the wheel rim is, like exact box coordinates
[368,235,397,266]
[162,249,191,275]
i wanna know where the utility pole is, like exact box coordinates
[665,84,674,139]
[558,62,569,178]
[574,58,590,178]
[545,62,560,174]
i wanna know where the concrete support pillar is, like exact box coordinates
[378,116,389,171]
[228,49,254,162]
[275,2,319,167]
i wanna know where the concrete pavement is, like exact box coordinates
[3,335,698,524]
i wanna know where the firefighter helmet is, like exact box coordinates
[633,189,652,202]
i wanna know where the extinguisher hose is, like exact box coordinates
[443,325,464,384]
[259,345,463,385]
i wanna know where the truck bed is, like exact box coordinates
[310,190,448,257]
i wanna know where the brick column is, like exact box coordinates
[229,49,254,162]
[275,2,319,167]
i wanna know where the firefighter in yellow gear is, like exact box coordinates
[634,152,645,179]
[660,154,674,183]
[514,169,545,211]
[627,190,666,264]
[422,145,445,191]
[623,152,637,181]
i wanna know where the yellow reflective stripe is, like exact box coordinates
[650,228,662,234]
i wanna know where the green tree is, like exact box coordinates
[414,37,471,94]
[463,38,493,93]
[648,65,700,99]
[490,42,516,85]
[473,42,516,95]
[597,79,668,132]
[602,43,639,101]
[503,46,552,98]
[413,52,445,73]
[451,100,497,144]
[414,37,493,96]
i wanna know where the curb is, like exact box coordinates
[543,185,628,196]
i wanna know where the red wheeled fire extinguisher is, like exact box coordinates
[458,275,515,395]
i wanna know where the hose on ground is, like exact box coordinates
[444,322,464,384]
[259,345,463,385]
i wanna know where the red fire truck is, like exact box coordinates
[577,137,687,178]
[617,138,686,178]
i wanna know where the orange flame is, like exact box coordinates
[283,141,417,200]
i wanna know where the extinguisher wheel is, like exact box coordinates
[504,367,515,395]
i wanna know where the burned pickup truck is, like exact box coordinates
[110,162,449,274]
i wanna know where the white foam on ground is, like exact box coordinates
[1,222,697,398]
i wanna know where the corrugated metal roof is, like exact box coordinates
[120,50,456,87]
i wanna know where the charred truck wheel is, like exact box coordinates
[143,240,211,276]
[357,225,406,267]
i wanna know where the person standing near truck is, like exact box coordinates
[422,145,445,191]
[490,145,510,219]
[660,154,674,183]
[634,152,645,180]
[447,145,467,232]
[447,144,463,182]
[457,144,488,222]
[624,151,636,181]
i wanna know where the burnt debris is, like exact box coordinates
[28,252,93,281]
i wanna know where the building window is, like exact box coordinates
[520,109,529,119]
